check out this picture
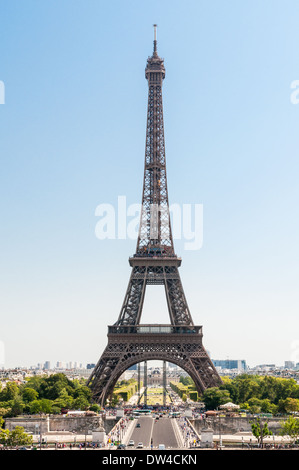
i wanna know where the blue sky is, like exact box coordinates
[0,0,299,369]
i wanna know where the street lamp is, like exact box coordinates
[217,408,222,449]
[39,414,42,451]
[72,430,76,449]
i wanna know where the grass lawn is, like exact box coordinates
[139,387,172,405]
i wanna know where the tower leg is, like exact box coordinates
[138,363,141,402]
[144,361,147,407]
[163,361,166,407]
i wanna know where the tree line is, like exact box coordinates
[196,374,299,414]
[0,373,100,417]
[2,372,299,418]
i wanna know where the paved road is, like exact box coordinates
[126,416,179,449]
[128,417,154,448]
[151,417,178,448]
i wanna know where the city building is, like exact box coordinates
[285,361,295,369]
[212,359,247,371]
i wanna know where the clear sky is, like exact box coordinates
[0,0,299,369]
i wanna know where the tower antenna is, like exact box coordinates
[153,24,157,53]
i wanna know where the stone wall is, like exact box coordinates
[5,416,50,434]
[191,416,285,435]
[5,414,117,435]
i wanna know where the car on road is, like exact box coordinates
[158,444,165,450]
[128,440,134,447]
[137,442,143,448]
[136,423,141,428]
[117,444,126,450]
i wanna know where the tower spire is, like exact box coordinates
[153,23,157,54]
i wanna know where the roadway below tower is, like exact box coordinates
[124,416,182,449]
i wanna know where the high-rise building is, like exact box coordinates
[212,359,247,371]
[284,361,295,369]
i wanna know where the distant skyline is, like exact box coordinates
[2,357,298,371]
[1,1,299,370]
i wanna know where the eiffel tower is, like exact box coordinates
[87,26,222,406]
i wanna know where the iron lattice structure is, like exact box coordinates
[87,27,222,406]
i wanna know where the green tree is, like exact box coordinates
[0,405,11,417]
[231,375,261,403]
[259,376,280,403]
[72,395,89,411]
[189,391,198,402]
[22,387,39,403]
[29,399,52,414]
[278,397,299,414]
[0,428,10,447]
[283,398,299,413]
[246,397,262,415]
[7,426,33,447]
[180,376,194,387]
[10,397,25,417]
[89,404,101,413]
[250,417,272,447]
[276,378,299,402]
[52,388,74,412]
[242,397,276,415]
[23,376,44,393]
[0,382,19,401]
[73,385,92,401]
[201,387,231,410]
[280,416,299,444]
[110,393,120,407]
[260,398,276,414]
[38,373,75,400]
[219,374,299,409]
